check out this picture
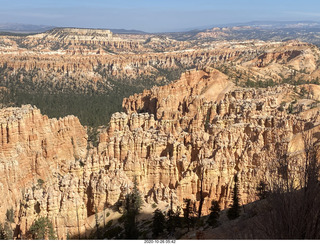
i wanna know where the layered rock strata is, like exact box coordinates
[1,68,320,239]
[0,37,319,93]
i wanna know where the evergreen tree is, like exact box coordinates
[123,194,139,239]
[0,222,13,240]
[132,176,143,213]
[152,209,165,238]
[227,174,241,220]
[94,206,101,239]
[0,223,4,240]
[166,209,175,235]
[123,176,143,239]
[166,207,181,236]
[4,222,13,240]
[207,200,220,227]
[28,217,56,240]
[198,169,205,218]
[0,209,15,240]
[166,195,181,236]
[183,198,193,231]
[6,208,14,223]
[256,181,269,200]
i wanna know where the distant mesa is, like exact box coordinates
[48,27,114,40]
[109,28,147,34]
[0,23,147,36]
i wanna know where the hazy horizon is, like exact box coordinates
[1,0,320,32]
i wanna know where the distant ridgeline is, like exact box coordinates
[0,28,320,127]
[47,28,114,41]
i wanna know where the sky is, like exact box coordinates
[0,0,320,32]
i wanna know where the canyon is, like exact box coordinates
[1,29,320,92]
[1,66,320,239]
[1,28,320,239]
[1,28,320,127]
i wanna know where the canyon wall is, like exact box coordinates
[1,33,319,94]
[0,105,87,237]
[1,68,319,239]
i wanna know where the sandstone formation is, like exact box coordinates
[1,68,320,239]
[123,68,234,119]
[0,30,320,94]
[48,28,113,41]
[0,105,87,236]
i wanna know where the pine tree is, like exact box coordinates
[3,222,13,240]
[0,209,15,240]
[132,176,143,214]
[207,200,220,227]
[28,217,56,240]
[152,209,165,238]
[123,176,143,239]
[166,208,175,235]
[227,174,241,220]
[123,194,139,239]
[75,200,80,239]
[6,208,14,223]
[95,206,101,239]
[256,181,269,200]
[0,223,8,240]
[183,198,193,231]
[0,223,4,240]
[166,195,181,236]
[198,169,205,218]
[166,207,181,236]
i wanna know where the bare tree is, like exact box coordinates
[255,130,320,239]
[75,199,80,239]
[198,168,205,218]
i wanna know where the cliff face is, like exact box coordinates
[118,67,309,210]
[102,68,317,220]
[0,105,87,236]
[1,68,320,239]
[0,33,319,94]
[47,28,113,41]
[123,68,234,119]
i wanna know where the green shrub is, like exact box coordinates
[106,220,113,229]
[207,201,221,227]
[0,222,13,240]
[28,217,56,240]
[152,209,165,238]
[6,208,14,223]
[227,174,241,220]
[37,179,44,188]
[104,226,123,239]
